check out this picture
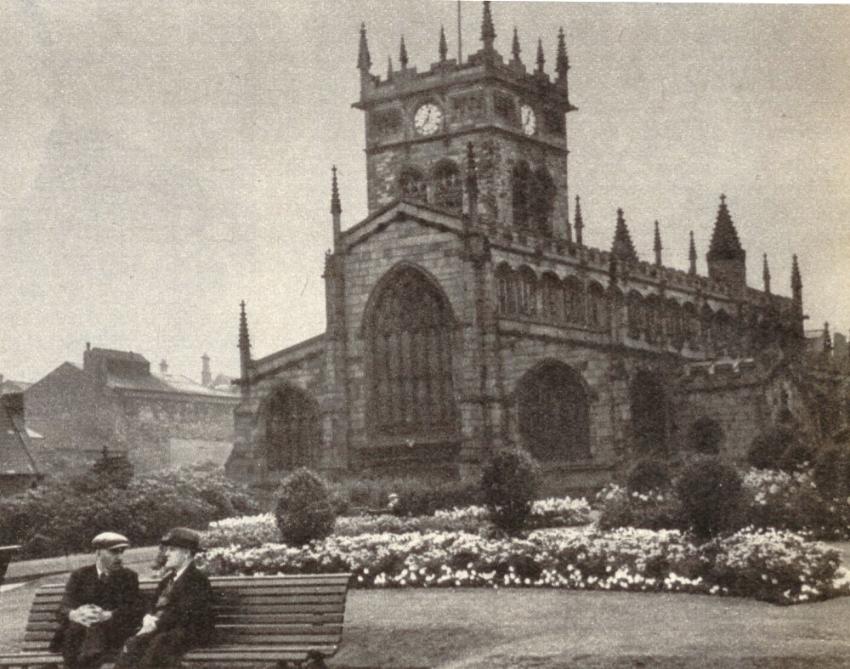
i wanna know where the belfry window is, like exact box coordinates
[433,160,462,211]
[529,167,556,237]
[399,167,427,202]
[512,161,531,229]
[367,267,457,437]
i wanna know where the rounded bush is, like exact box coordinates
[626,458,671,493]
[675,456,744,542]
[813,445,850,500]
[481,448,540,535]
[687,417,724,455]
[747,426,797,470]
[778,441,816,473]
[275,468,336,546]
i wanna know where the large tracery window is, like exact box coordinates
[540,273,564,322]
[587,282,608,330]
[529,166,556,237]
[399,167,427,202]
[563,276,586,325]
[367,267,457,437]
[496,263,518,316]
[512,161,531,229]
[264,386,320,471]
[517,361,591,461]
[517,267,538,317]
[433,160,462,211]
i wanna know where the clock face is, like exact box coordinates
[520,104,537,136]
[414,103,443,136]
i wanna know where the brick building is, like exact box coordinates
[24,345,239,475]
[0,393,42,495]
[226,3,846,491]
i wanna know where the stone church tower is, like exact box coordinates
[227,3,813,491]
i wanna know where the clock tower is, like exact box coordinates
[353,2,576,238]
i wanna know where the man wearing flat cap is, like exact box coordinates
[50,532,141,669]
[115,527,214,669]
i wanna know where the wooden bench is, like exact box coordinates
[0,545,20,587]
[0,573,351,668]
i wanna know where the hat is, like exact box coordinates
[160,527,201,553]
[92,532,130,551]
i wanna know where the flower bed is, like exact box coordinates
[203,496,593,549]
[200,523,850,605]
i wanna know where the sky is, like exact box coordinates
[1,1,848,384]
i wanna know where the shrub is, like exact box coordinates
[329,476,481,517]
[480,448,540,535]
[778,441,816,473]
[675,457,744,542]
[626,458,671,493]
[813,444,850,500]
[747,426,798,471]
[687,417,724,455]
[275,468,336,546]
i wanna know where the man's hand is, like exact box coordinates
[68,604,104,627]
[135,613,158,636]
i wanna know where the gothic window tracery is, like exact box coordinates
[517,362,591,461]
[540,273,564,322]
[529,167,556,237]
[512,161,531,229]
[682,302,699,348]
[564,276,586,325]
[399,167,427,202]
[645,295,662,344]
[496,263,518,316]
[433,160,462,211]
[517,267,538,317]
[264,386,319,471]
[666,298,684,349]
[367,267,457,437]
[587,282,608,330]
[627,291,646,340]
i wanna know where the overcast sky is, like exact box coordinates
[1,1,848,384]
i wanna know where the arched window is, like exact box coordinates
[399,167,427,202]
[496,263,518,316]
[512,160,531,229]
[713,309,733,354]
[540,273,564,322]
[630,370,668,454]
[517,267,538,317]
[563,276,586,325]
[529,167,556,237]
[587,282,607,330]
[264,386,320,471]
[433,160,462,211]
[666,298,684,349]
[367,267,457,437]
[627,291,645,340]
[682,302,699,348]
[700,304,715,348]
[645,295,662,344]
[517,361,591,461]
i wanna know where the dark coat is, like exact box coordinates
[148,562,215,645]
[49,564,141,660]
[114,563,215,669]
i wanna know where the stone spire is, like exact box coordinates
[791,253,802,304]
[653,220,662,267]
[357,23,371,73]
[688,231,697,275]
[706,194,747,290]
[511,27,522,63]
[331,165,342,248]
[238,301,252,395]
[556,27,569,83]
[536,38,545,75]
[762,253,771,294]
[465,142,479,225]
[611,208,638,263]
[481,1,496,52]
[399,36,409,70]
[574,195,584,246]
[439,25,448,62]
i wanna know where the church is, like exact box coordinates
[225,3,830,491]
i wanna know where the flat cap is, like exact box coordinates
[91,532,130,550]
[160,527,201,553]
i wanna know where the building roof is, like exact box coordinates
[1,378,32,395]
[107,370,238,398]
[88,347,148,364]
[0,394,40,477]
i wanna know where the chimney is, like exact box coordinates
[160,359,169,374]
[201,354,212,387]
